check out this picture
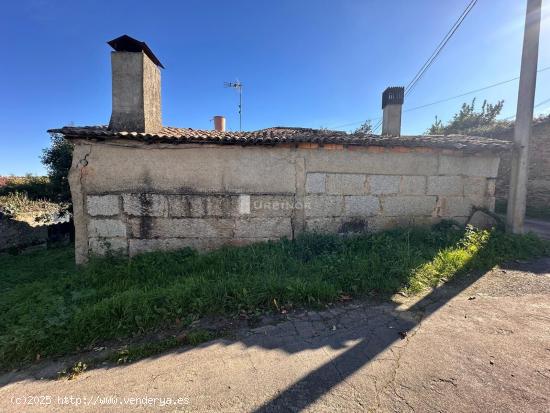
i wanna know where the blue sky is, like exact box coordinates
[1,0,549,175]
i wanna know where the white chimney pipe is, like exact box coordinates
[213,116,226,132]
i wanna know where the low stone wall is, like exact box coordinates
[0,216,48,252]
[0,215,73,253]
[71,141,500,262]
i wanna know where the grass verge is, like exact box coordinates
[1,222,548,370]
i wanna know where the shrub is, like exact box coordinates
[41,133,73,202]
[0,175,53,200]
[0,192,68,222]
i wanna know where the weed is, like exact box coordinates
[57,361,87,380]
[0,225,548,369]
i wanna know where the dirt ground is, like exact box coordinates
[1,258,549,412]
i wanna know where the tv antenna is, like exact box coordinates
[224,80,243,131]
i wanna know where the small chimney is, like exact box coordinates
[107,35,164,133]
[213,116,226,132]
[381,87,404,136]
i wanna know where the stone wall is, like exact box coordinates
[70,141,500,263]
[493,117,550,208]
[0,216,48,252]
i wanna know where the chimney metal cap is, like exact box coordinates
[107,35,165,69]
[382,86,404,109]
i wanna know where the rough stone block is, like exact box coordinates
[228,238,275,247]
[249,195,295,217]
[304,195,343,217]
[123,194,168,217]
[467,210,499,230]
[129,218,234,238]
[305,173,326,193]
[168,195,237,218]
[234,217,292,238]
[305,218,342,233]
[169,195,199,217]
[129,238,228,256]
[89,237,127,255]
[168,195,208,217]
[338,218,369,233]
[0,218,48,251]
[438,155,500,177]
[365,216,397,232]
[326,174,366,195]
[368,175,400,194]
[87,195,120,216]
[435,196,474,217]
[427,176,463,196]
[205,196,235,217]
[88,219,127,238]
[344,196,380,216]
[382,196,436,216]
[368,216,439,232]
[399,176,426,195]
[464,177,487,197]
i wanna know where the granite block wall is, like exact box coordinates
[70,141,500,262]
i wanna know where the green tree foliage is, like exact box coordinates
[354,120,373,134]
[41,134,73,202]
[427,99,505,135]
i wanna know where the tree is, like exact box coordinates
[427,99,505,135]
[41,133,73,202]
[354,120,373,134]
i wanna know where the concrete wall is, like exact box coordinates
[69,140,500,263]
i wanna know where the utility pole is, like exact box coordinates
[224,81,243,131]
[506,0,542,234]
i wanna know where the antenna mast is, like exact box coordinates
[224,80,243,131]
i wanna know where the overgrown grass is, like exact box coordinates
[1,223,548,369]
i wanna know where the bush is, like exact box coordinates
[41,133,73,202]
[0,175,53,200]
[0,192,67,222]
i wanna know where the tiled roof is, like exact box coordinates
[48,125,513,152]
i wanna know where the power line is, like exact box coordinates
[328,66,550,131]
[348,0,478,134]
[404,66,550,113]
[503,97,550,120]
[405,0,478,97]
[372,119,383,133]
[330,117,381,130]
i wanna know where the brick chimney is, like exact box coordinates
[213,116,226,132]
[107,35,163,133]
[381,87,404,136]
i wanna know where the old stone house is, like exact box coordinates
[50,36,511,264]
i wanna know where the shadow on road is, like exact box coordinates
[2,232,548,412]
